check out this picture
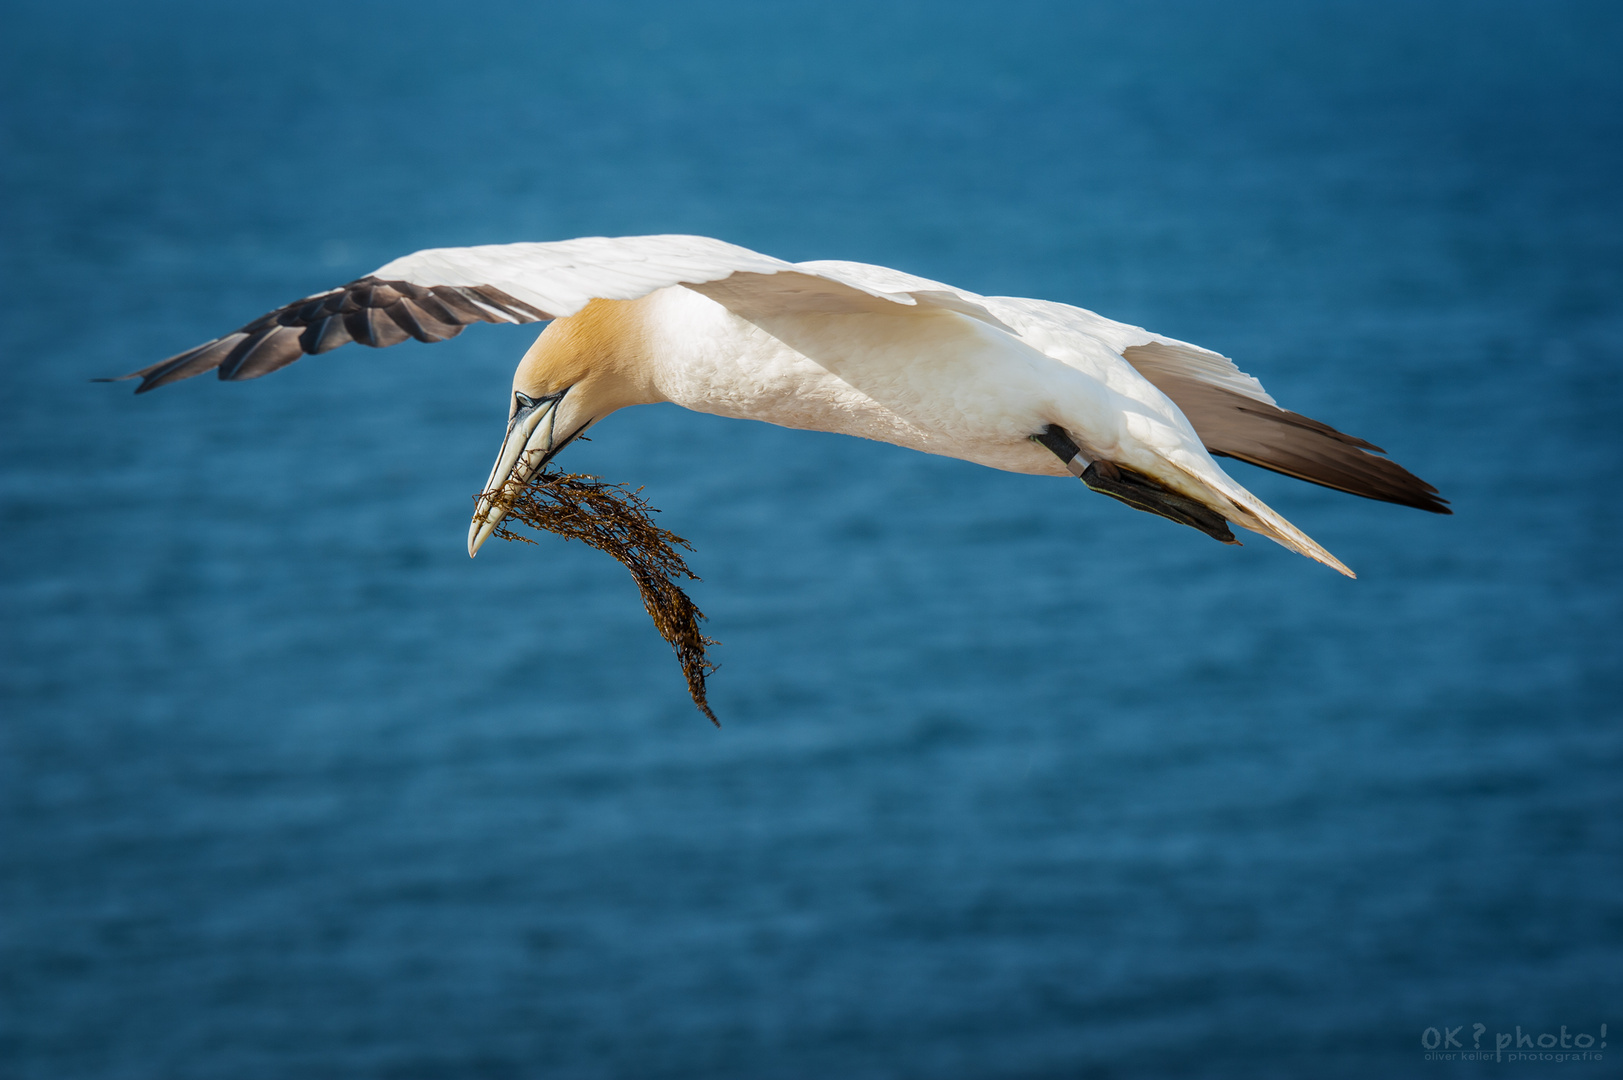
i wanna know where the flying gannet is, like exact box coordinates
[110,234,1448,576]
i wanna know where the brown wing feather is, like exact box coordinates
[1130,364,1451,514]
[106,276,554,394]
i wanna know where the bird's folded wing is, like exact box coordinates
[982,296,1277,403]
[115,236,967,394]
[784,259,1015,330]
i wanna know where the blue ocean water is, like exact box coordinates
[2,1,1620,1076]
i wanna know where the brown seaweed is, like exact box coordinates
[483,471,719,725]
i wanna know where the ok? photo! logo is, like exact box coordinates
[1421,1022,1606,1063]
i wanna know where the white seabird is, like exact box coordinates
[112,234,1448,576]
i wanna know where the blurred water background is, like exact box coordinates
[3,1,1621,1076]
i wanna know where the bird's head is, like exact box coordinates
[467,298,662,556]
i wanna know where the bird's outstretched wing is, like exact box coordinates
[114,236,783,393]
[985,296,1450,514]
[1120,339,1449,513]
[112,236,1007,394]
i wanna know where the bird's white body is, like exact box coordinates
[644,281,1179,479]
[647,285,1070,474]
[623,263,1338,571]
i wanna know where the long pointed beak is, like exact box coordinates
[468,392,564,557]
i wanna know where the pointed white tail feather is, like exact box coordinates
[1169,461,1357,578]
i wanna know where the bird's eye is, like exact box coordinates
[514,392,537,414]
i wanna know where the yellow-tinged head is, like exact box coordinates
[468,298,665,556]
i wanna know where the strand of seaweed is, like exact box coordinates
[484,471,719,725]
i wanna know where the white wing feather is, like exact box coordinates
[369,235,800,318]
[979,296,1276,405]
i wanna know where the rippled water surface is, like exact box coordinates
[3,2,1620,1076]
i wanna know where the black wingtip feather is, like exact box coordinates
[1132,367,1450,513]
[113,275,555,394]
[219,326,307,381]
[301,314,354,354]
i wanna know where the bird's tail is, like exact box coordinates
[1170,459,1356,578]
